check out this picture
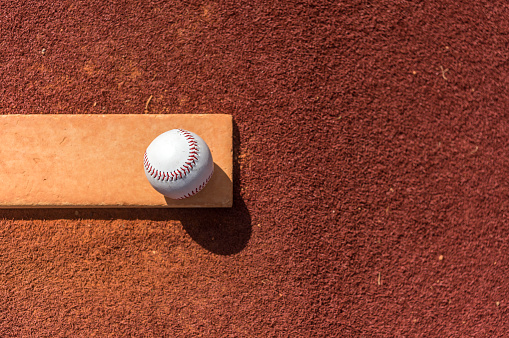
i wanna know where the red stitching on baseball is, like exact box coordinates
[176,169,214,199]
[144,129,202,182]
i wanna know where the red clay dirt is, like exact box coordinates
[1,0,508,336]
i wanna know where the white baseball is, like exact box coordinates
[144,129,214,199]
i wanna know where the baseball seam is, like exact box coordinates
[177,168,214,199]
[144,129,199,182]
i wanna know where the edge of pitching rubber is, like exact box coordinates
[0,114,233,208]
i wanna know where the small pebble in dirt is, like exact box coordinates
[439,255,444,261]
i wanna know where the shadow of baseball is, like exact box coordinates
[174,118,251,255]
[163,163,232,207]
[176,196,251,255]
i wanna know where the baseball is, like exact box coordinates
[143,129,214,199]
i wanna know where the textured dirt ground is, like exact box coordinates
[1,0,508,336]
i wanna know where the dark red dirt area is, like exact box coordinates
[1,0,508,336]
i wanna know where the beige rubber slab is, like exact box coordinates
[0,114,232,208]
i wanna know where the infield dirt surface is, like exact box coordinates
[0,1,508,336]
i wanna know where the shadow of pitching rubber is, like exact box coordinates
[0,119,252,255]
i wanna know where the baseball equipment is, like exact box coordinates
[144,129,214,199]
